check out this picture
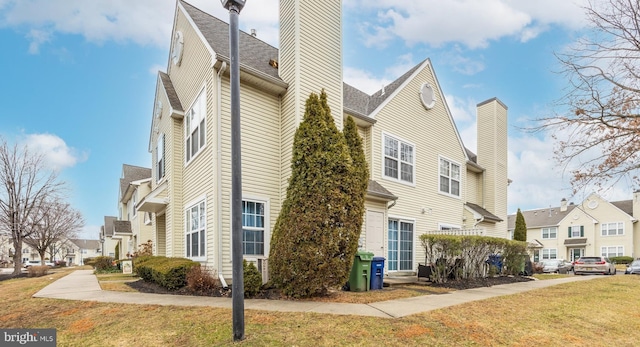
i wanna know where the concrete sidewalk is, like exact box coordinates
[33,270,597,319]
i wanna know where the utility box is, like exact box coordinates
[370,257,385,290]
[349,251,373,292]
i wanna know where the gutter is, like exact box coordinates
[216,61,229,289]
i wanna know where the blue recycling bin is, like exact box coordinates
[370,257,385,290]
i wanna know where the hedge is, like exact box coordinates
[133,256,199,290]
[610,256,634,264]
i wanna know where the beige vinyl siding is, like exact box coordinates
[357,125,372,175]
[465,170,480,206]
[219,78,282,278]
[371,62,467,271]
[477,100,508,237]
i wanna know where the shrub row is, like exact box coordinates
[610,256,634,264]
[133,256,199,290]
[419,234,528,283]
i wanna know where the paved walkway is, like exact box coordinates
[33,270,597,319]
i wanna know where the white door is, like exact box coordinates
[365,210,384,258]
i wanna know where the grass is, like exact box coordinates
[2,271,640,346]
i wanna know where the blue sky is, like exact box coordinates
[0,0,630,239]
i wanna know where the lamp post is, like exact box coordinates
[220,0,245,342]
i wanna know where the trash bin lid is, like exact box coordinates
[372,256,385,262]
[356,251,374,261]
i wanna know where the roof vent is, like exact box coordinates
[269,59,278,68]
[251,29,257,37]
[381,84,385,96]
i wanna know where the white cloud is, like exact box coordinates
[148,63,165,76]
[348,0,587,49]
[78,224,100,240]
[0,0,281,51]
[22,133,87,171]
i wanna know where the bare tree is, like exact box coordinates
[538,0,640,192]
[24,202,84,265]
[0,137,64,275]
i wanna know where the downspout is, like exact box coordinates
[387,199,397,209]
[216,61,229,289]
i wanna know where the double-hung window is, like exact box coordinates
[542,248,557,260]
[569,225,584,238]
[383,134,414,184]
[439,157,460,197]
[185,89,206,163]
[156,133,165,181]
[601,222,624,236]
[242,200,265,256]
[601,246,623,257]
[388,219,413,271]
[186,200,206,259]
[542,227,557,239]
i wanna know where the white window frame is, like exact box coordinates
[570,225,583,238]
[601,222,624,236]
[439,156,461,198]
[601,246,623,258]
[185,88,206,164]
[185,197,206,261]
[542,227,557,239]
[542,248,557,260]
[388,216,415,271]
[382,132,415,185]
[132,189,138,217]
[242,198,269,257]
[156,133,165,182]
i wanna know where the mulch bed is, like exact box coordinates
[0,272,28,282]
[125,275,534,299]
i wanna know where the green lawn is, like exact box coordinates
[2,270,640,346]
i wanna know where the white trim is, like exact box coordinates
[600,221,624,236]
[438,223,461,230]
[387,215,416,272]
[438,155,462,199]
[381,131,416,186]
[541,226,558,239]
[184,195,207,262]
[601,245,624,257]
[184,84,208,166]
[241,196,271,258]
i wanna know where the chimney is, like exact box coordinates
[251,29,256,37]
[560,198,568,212]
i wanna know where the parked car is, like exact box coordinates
[540,259,572,274]
[23,260,53,268]
[625,260,640,274]
[573,256,616,275]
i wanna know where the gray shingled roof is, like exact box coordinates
[507,205,578,229]
[367,180,397,201]
[180,1,424,120]
[120,164,151,202]
[103,216,116,237]
[113,220,132,235]
[465,202,503,222]
[612,200,633,216]
[70,239,101,250]
[181,1,280,81]
[159,71,183,112]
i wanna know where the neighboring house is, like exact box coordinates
[66,239,102,266]
[117,164,153,256]
[100,216,119,258]
[137,0,509,281]
[508,193,640,262]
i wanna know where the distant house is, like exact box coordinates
[137,0,510,281]
[66,239,101,266]
[508,193,640,262]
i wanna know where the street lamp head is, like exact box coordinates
[221,0,245,12]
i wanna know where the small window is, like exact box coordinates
[242,200,265,256]
[542,227,557,239]
[439,157,460,197]
[185,89,206,163]
[185,200,206,259]
[383,134,414,184]
[156,133,165,181]
[568,225,584,238]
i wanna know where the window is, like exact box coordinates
[388,219,413,271]
[568,225,584,238]
[542,227,557,239]
[242,200,265,256]
[132,190,137,217]
[439,157,460,197]
[185,200,206,259]
[601,222,624,236]
[601,246,623,258]
[383,134,414,184]
[185,89,206,163]
[542,248,557,260]
[533,250,540,263]
[156,133,165,181]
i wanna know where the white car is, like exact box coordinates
[23,260,53,268]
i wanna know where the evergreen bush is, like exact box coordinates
[243,260,262,298]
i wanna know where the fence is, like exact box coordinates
[422,228,485,236]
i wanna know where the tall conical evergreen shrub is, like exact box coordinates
[514,208,527,241]
[269,90,364,298]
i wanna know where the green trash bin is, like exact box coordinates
[349,250,374,292]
